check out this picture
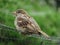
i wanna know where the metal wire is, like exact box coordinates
[0,23,17,31]
[0,23,20,40]
[0,23,60,43]
[0,23,48,40]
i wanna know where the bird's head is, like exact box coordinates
[13,9,27,16]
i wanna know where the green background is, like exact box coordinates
[0,0,59,45]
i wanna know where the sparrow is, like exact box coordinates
[13,9,50,38]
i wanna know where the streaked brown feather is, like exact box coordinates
[14,9,50,38]
[17,20,29,28]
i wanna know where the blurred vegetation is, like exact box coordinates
[0,0,59,45]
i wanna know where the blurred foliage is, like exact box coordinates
[0,0,59,45]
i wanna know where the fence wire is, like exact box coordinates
[0,23,60,45]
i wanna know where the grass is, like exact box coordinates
[0,0,59,45]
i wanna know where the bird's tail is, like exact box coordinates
[38,30,50,38]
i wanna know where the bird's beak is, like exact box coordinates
[12,12,16,15]
[12,12,17,16]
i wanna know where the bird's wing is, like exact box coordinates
[28,17,41,31]
[17,18,28,27]
[28,17,50,38]
[16,17,37,35]
[17,16,49,38]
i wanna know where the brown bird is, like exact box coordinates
[13,9,50,38]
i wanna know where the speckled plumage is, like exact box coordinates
[13,9,50,38]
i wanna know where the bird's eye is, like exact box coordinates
[16,10,21,13]
[16,9,26,14]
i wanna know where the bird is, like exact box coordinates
[13,9,50,38]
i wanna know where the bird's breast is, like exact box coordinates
[14,19,27,32]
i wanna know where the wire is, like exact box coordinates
[0,23,16,31]
[0,23,60,43]
[0,36,20,41]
